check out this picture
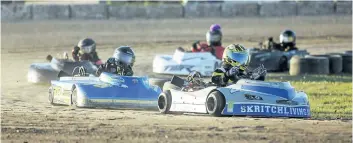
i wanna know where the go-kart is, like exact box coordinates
[153,48,222,77]
[157,68,310,118]
[48,66,162,109]
[248,47,309,71]
[27,54,100,84]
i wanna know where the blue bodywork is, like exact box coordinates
[216,80,311,118]
[50,72,162,108]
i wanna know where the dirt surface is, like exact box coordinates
[1,16,352,142]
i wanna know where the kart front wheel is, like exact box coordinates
[158,90,172,114]
[206,91,225,117]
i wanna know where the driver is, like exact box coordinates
[96,46,135,76]
[72,38,103,65]
[211,44,266,86]
[267,29,298,52]
[178,24,224,59]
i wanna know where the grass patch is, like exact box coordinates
[267,73,352,120]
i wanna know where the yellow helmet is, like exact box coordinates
[222,44,250,70]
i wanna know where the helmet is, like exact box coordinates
[222,44,250,70]
[279,30,296,46]
[206,24,222,46]
[206,30,222,46]
[77,38,96,54]
[210,24,221,32]
[113,46,135,67]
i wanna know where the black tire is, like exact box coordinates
[71,86,78,107]
[328,53,352,74]
[149,78,170,90]
[158,90,172,114]
[206,91,225,117]
[310,54,342,74]
[278,56,288,72]
[304,55,330,75]
[342,54,352,74]
[163,81,182,91]
[48,87,54,105]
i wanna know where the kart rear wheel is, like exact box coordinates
[206,91,225,117]
[158,90,172,114]
[71,86,78,107]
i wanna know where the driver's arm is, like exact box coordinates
[72,46,80,61]
[96,58,112,76]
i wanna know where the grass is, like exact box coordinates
[267,73,352,120]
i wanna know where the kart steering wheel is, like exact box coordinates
[186,71,204,86]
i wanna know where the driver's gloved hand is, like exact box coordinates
[226,66,240,77]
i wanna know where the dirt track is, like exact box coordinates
[1,16,352,142]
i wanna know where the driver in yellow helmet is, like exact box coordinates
[211,44,265,86]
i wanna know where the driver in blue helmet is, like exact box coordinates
[212,44,266,86]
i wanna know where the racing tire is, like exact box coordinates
[341,54,352,74]
[310,54,343,74]
[304,55,330,75]
[206,91,225,117]
[278,56,288,72]
[289,56,308,76]
[328,53,352,74]
[71,86,78,107]
[149,78,170,90]
[163,81,182,91]
[158,90,172,114]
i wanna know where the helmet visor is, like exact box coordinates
[280,35,294,43]
[113,51,133,65]
[226,50,250,65]
[81,45,94,54]
[206,32,221,43]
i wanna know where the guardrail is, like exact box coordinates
[1,1,351,21]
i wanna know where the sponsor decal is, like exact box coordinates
[132,79,138,84]
[165,65,194,72]
[93,83,113,88]
[238,104,309,116]
[230,88,240,94]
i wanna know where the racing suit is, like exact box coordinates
[72,46,102,64]
[190,41,225,59]
[211,64,247,86]
[267,37,298,52]
[96,58,133,76]
[211,63,266,86]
